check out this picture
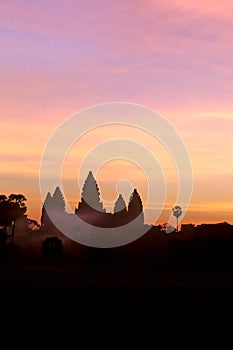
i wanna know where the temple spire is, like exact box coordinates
[114,194,127,215]
[128,189,144,224]
[78,171,104,212]
[53,186,65,212]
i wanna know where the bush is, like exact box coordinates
[42,236,63,266]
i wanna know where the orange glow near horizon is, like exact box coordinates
[1,111,233,226]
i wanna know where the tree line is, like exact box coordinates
[0,194,27,244]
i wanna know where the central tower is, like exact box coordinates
[75,171,105,214]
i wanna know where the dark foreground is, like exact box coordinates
[1,264,233,350]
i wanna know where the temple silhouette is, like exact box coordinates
[41,171,144,228]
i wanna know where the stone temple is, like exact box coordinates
[41,171,144,229]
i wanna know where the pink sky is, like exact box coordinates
[0,0,233,225]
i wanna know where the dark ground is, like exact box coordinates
[1,263,233,350]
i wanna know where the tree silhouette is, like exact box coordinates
[0,195,12,234]
[161,222,176,234]
[42,236,63,267]
[0,196,12,247]
[0,195,7,204]
[0,194,27,244]
[172,205,182,232]
[128,189,144,224]
[8,194,27,244]
[28,219,40,231]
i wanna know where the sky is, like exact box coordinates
[0,0,233,226]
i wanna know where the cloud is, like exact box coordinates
[196,112,233,120]
[1,0,233,116]
[0,154,41,162]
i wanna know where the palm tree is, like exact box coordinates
[172,205,182,232]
